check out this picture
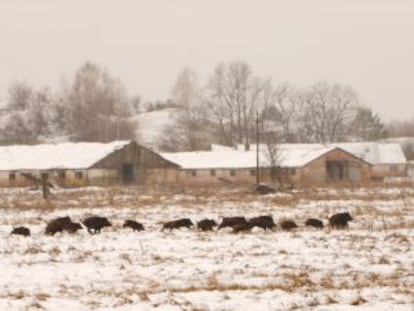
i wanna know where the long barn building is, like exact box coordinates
[151,143,407,187]
[0,140,176,187]
[0,141,407,188]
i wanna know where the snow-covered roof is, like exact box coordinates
[161,145,337,169]
[236,142,406,165]
[0,140,132,171]
[331,142,406,164]
[163,142,406,170]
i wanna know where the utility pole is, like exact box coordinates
[256,111,260,185]
[41,173,51,200]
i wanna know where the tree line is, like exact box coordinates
[0,62,135,145]
[161,61,387,151]
[0,60,407,155]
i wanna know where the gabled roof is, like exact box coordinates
[0,140,132,171]
[331,142,406,164]
[163,141,406,170]
[236,142,407,165]
[161,145,338,169]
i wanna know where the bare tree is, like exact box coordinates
[0,84,55,144]
[291,87,315,143]
[159,68,211,151]
[7,81,33,111]
[262,124,293,189]
[27,87,56,139]
[292,81,358,143]
[130,95,141,113]
[1,112,36,144]
[206,61,263,149]
[259,81,299,143]
[65,62,134,142]
[326,83,358,141]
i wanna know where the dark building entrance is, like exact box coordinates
[122,163,134,183]
[326,161,361,182]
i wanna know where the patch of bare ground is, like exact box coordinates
[1,183,413,213]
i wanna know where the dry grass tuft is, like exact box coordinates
[26,301,44,310]
[8,290,26,300]
[384,232,410,243]
[207,273,220,289]
[282,271,315,291]
[138,292,150,302]
[72,250,93,262]
[113,296,134,307]
[320,275,335,289]
[119,253,132,264]
[47,246,61,257]
[24,246,43,255]
[377,256,391,265]
[34,293,50,302]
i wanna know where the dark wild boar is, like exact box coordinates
[217,217,248,230]
[305,218,324,229]
[280,219,298,231]
[197,219,218,231]
[83,216,112,234]
[329,212,353,229]
[232,221,254,233]
[65,222,83,233]
[11,226,30,237]
[45,216,73,235]
[161,218,194,231]
[249,215,276,231]
[123,220,145,232]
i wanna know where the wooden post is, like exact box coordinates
[41,173,50,200]
[256,112,260,185]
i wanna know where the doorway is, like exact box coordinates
[326,160,362,182]
[326,161,348,182]
[122,163,134,183]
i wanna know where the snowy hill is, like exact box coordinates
[381,136,414,145]
[131,107,179,149]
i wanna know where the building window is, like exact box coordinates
[191,170,197,177]
[210,169,216,176]
[389,166,398,173]
[58,171,66,179]
[75,171,83,179]
[9,172,16,181]
[230,169,236,176]
[250,169,256,176]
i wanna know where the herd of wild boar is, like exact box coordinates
[9,212,353,237]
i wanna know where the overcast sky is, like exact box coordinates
[0,0,413,121]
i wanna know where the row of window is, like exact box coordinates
[189,169,254,177]
[9,171,84,181]
[188,168,297,178]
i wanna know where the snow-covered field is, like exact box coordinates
[0,186,413,311]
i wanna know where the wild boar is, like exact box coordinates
[11,226,30,237]
[83,216,112,234]
[123,220,145,232]
[197,219,218,231]
[161,218,194,231]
